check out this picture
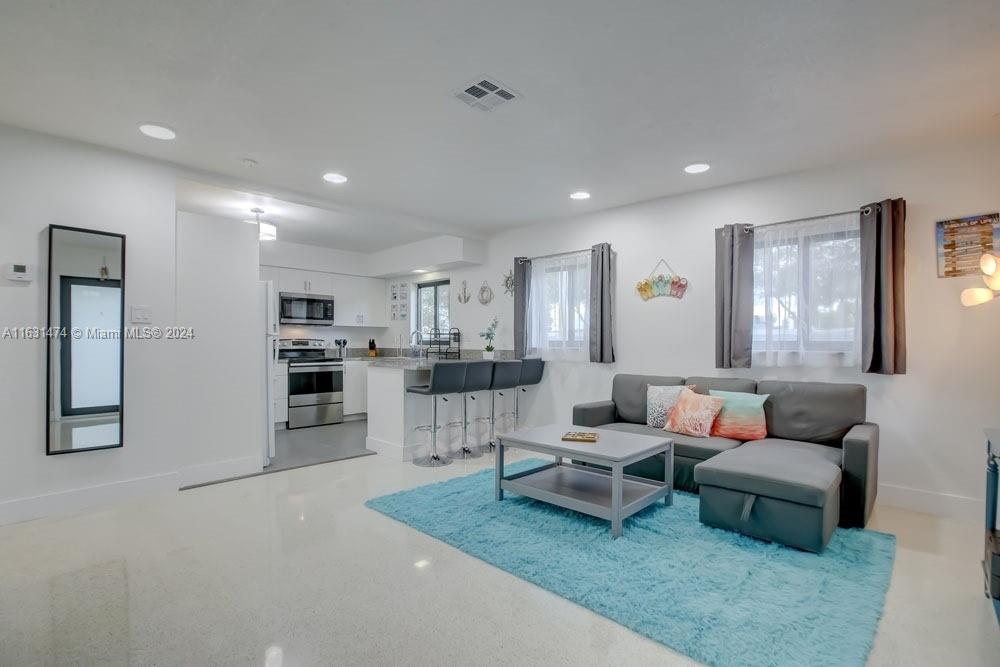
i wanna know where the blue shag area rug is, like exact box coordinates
[365,460,896,667]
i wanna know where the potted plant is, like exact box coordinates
[480,316,498,360]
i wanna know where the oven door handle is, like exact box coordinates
[289,364,344,374]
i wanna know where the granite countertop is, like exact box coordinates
[369,357,440,370]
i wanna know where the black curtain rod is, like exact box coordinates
[518,247,595,263]
[748,205,875,230]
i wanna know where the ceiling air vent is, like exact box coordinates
[454,77,520,112]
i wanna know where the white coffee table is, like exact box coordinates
[496,424,673,538]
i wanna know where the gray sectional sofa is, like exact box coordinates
[572,374,878,552]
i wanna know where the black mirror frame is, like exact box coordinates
[46,224,126,455]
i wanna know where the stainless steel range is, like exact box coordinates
[278,339,344,428]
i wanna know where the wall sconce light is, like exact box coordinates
[961,252,1000,307]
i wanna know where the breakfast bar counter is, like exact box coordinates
[367,358,497,459]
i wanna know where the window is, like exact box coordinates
[752,212,861,367]
[416,280,450,336]
[526,250,591,361]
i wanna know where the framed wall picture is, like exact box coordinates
[936,212,1000,277]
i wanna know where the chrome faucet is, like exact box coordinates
[410,330,425,358]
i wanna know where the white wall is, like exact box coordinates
[429,137,1000,519]
[0,126,263,524]
[175,212,263,485]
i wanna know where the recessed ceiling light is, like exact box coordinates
[412,269,428,274]
[138,123,176,140]
[414,559,430,569]
[684,163,711,174]
[569,191,591,200]
[323,172,348,184]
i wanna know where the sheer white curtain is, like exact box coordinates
[752,212,862,367]
[526,250,591,361]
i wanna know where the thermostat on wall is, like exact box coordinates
[5,263,34,282]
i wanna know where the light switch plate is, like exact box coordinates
[130,305,153,324]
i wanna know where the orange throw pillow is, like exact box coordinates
[665,387,725,438]
[709,390,769,440]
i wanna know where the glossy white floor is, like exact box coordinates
[1,448,997,666]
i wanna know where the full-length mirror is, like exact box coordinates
[47,225,125,454]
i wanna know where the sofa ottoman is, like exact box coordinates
[694,440,842,552]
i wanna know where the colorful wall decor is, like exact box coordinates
[936,212,1000,277]
[637,258,688,300]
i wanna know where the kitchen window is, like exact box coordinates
[752,212,861,367]
[416,280,450,336]
[525,250,591,361]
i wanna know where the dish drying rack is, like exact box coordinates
[426,328,462,359]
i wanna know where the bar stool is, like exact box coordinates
[447,360,494,460]
[406,361,467,467]
[512,358,545,425]
[478,360,522,450]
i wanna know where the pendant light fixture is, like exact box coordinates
[246,207,277,241]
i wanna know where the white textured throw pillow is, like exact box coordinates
[646,385,687,428]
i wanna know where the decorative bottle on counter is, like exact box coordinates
[368,338,377,358]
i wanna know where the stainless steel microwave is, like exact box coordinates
[279,292,335,325]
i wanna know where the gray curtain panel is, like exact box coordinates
[513,257,530,358]
[715,224,755,368]
[860,198,906,374]
[589,242,615,363]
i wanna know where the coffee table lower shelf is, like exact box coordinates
[500,462,669,526]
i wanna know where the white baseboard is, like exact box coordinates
[0,471,179,527]
[0,455,264,527]
[177,455,263,488]
[876,482,982,522]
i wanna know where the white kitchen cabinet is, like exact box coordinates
[330,275,386,327]
[273,373,288,400]
[273,361,288,423]
[278,268,311,294]
[274,399,288,423]
[361,277,388,327]
[343,360,369,414]
[263,265,387,327]
[278,268,332,295]
[329,274,359,326]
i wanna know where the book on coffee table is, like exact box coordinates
[561,431,599,443]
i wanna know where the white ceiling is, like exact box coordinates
[175,180,464,252]
[3,0,1000,241]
